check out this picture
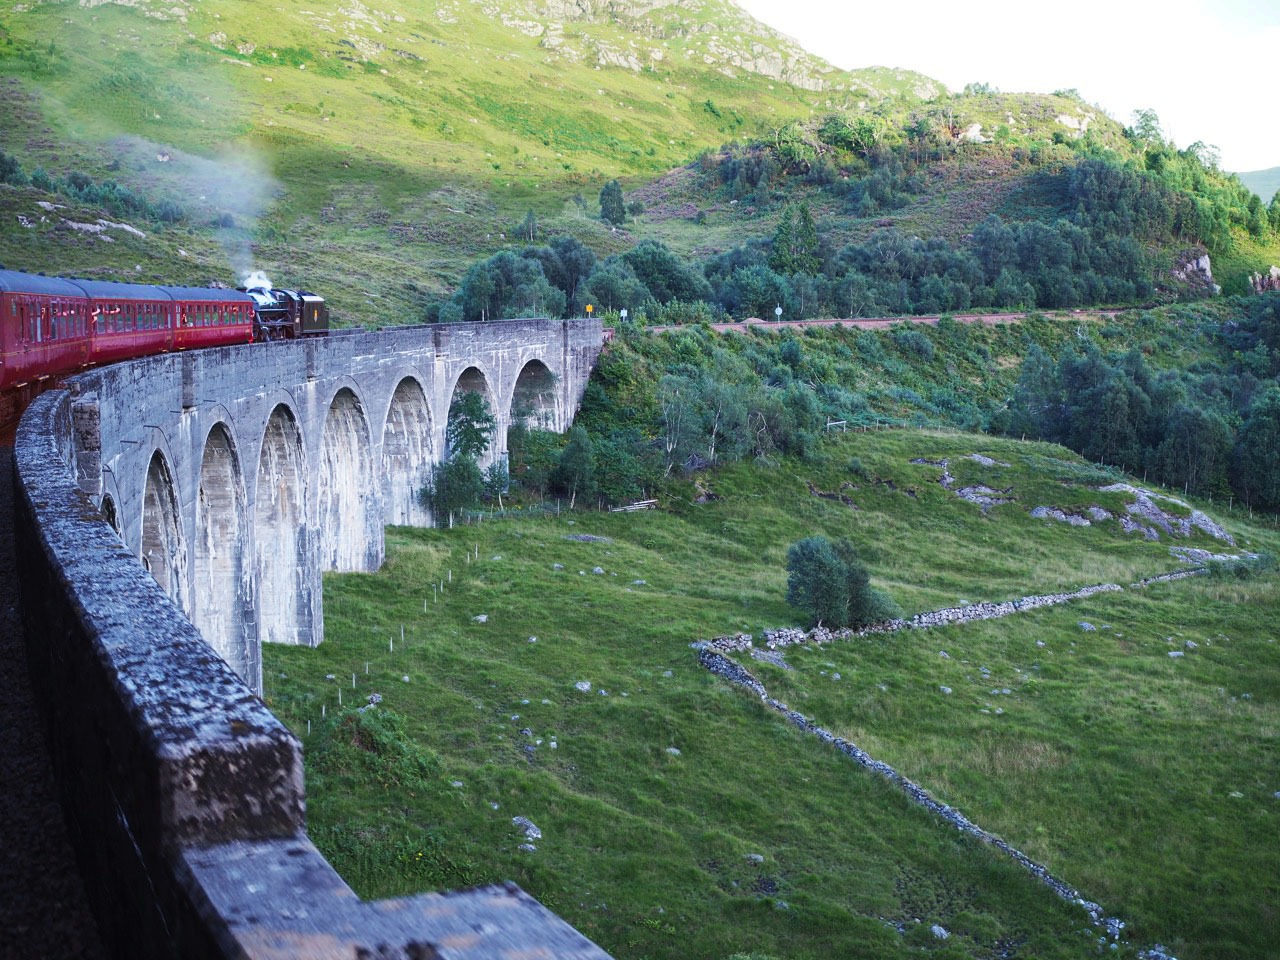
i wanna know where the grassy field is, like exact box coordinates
[265,430,1279,960]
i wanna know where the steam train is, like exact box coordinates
[0,267,328,433]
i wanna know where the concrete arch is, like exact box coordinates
[141,449,189,615]
[510,358,562,433]
[194,422,256,687]
[317,386,379,571]
[447,364,498,466]
[381,376,435,527]
[254,404,313,646]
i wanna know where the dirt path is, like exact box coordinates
[607,308,1123,339]
[0,447,105,958]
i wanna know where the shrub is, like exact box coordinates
[786,536,895,628]
[310,707,441,789]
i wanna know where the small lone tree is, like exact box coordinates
[447,391,495,460]
[552,424,597,507]
[426,454,484,519]
[599,179,626,225]
[785,536,898,628]
[518,209,537,242]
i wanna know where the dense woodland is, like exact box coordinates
[427,104,1280,324]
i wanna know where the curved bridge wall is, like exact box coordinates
[68,318,601,692]
[12,319,608,959]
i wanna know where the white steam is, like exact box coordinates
[110,137,281,281]
[241,269,274,290]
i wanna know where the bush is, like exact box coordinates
[310,707,441,789]
[785,536,895,628]
[425,455,484,519]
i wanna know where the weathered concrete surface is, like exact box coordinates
[181,841,609,960]
[0,444,105,958]
[71,318,603,691]
[17,393,304,957]
[15,366,613,957]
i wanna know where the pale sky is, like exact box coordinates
[735,0,1279,173]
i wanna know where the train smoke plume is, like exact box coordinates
[241,269,273,290]
[111,137,281,281]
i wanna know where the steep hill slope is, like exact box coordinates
[1,0,1277,320]
[0,0,936,177]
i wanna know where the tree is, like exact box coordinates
[447,391,495,460]
[426,455,484,520]
[552,425,596,506]
[518,210,537,242]
[599,179,626,225]
[1130,108,1164,148]
[620,240,713,303]
[579,263,649,314]
[768,203,821,276]
[1233,386,1280,508]
[773,122,817,171]
[768,206,795,274]
[786,536,896,629]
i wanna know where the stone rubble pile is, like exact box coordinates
[1170,546,1258,565]
[910,457,1015,510]
[710,583,1128,654]
[1132,569,1206,588]
[1098,483,1236,545]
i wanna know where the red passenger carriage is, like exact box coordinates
[0,268,259,434]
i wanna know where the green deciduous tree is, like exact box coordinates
[1233,386,1280,508]
[426,454,484,519]
[552,425,596,506]
[786,536,897,629]
[447,391,495,461]
[599,179,626,225]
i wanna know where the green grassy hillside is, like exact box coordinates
[2,0,1279,320]
[266,430,1280,959]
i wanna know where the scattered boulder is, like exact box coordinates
[930,925,950,940]
[512,816,542,840]
[574,680,592,692]
[1249,264,1280,294]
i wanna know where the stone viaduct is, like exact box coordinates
[14,318,613,958]
[76,318,601,693]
